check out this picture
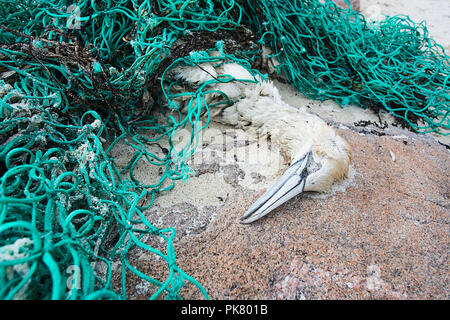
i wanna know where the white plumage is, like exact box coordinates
[166,55,352,223]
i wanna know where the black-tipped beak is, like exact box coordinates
[240,151,312,224]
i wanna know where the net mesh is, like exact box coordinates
[0,0,448,300]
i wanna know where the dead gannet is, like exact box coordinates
[166,57,352,223]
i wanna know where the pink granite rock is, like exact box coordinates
[124,124,449,300]
[331,0,360,11]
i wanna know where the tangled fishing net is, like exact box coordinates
[0,0,448,300]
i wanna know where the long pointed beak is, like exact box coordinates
[240,151,312,224]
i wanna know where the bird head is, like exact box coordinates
[240,127,352,223]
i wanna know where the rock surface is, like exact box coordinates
[332,0,360,12]
[123,113,449,300]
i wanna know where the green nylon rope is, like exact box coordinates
[242,0,449,133]
[0,0,448,300]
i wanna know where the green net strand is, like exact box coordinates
[0,0,251,300]
[0,0,449,300]
[242,0,449,133]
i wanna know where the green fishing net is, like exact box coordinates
[0,0,448,300]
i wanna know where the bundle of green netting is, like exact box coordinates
[0,0,448,300]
